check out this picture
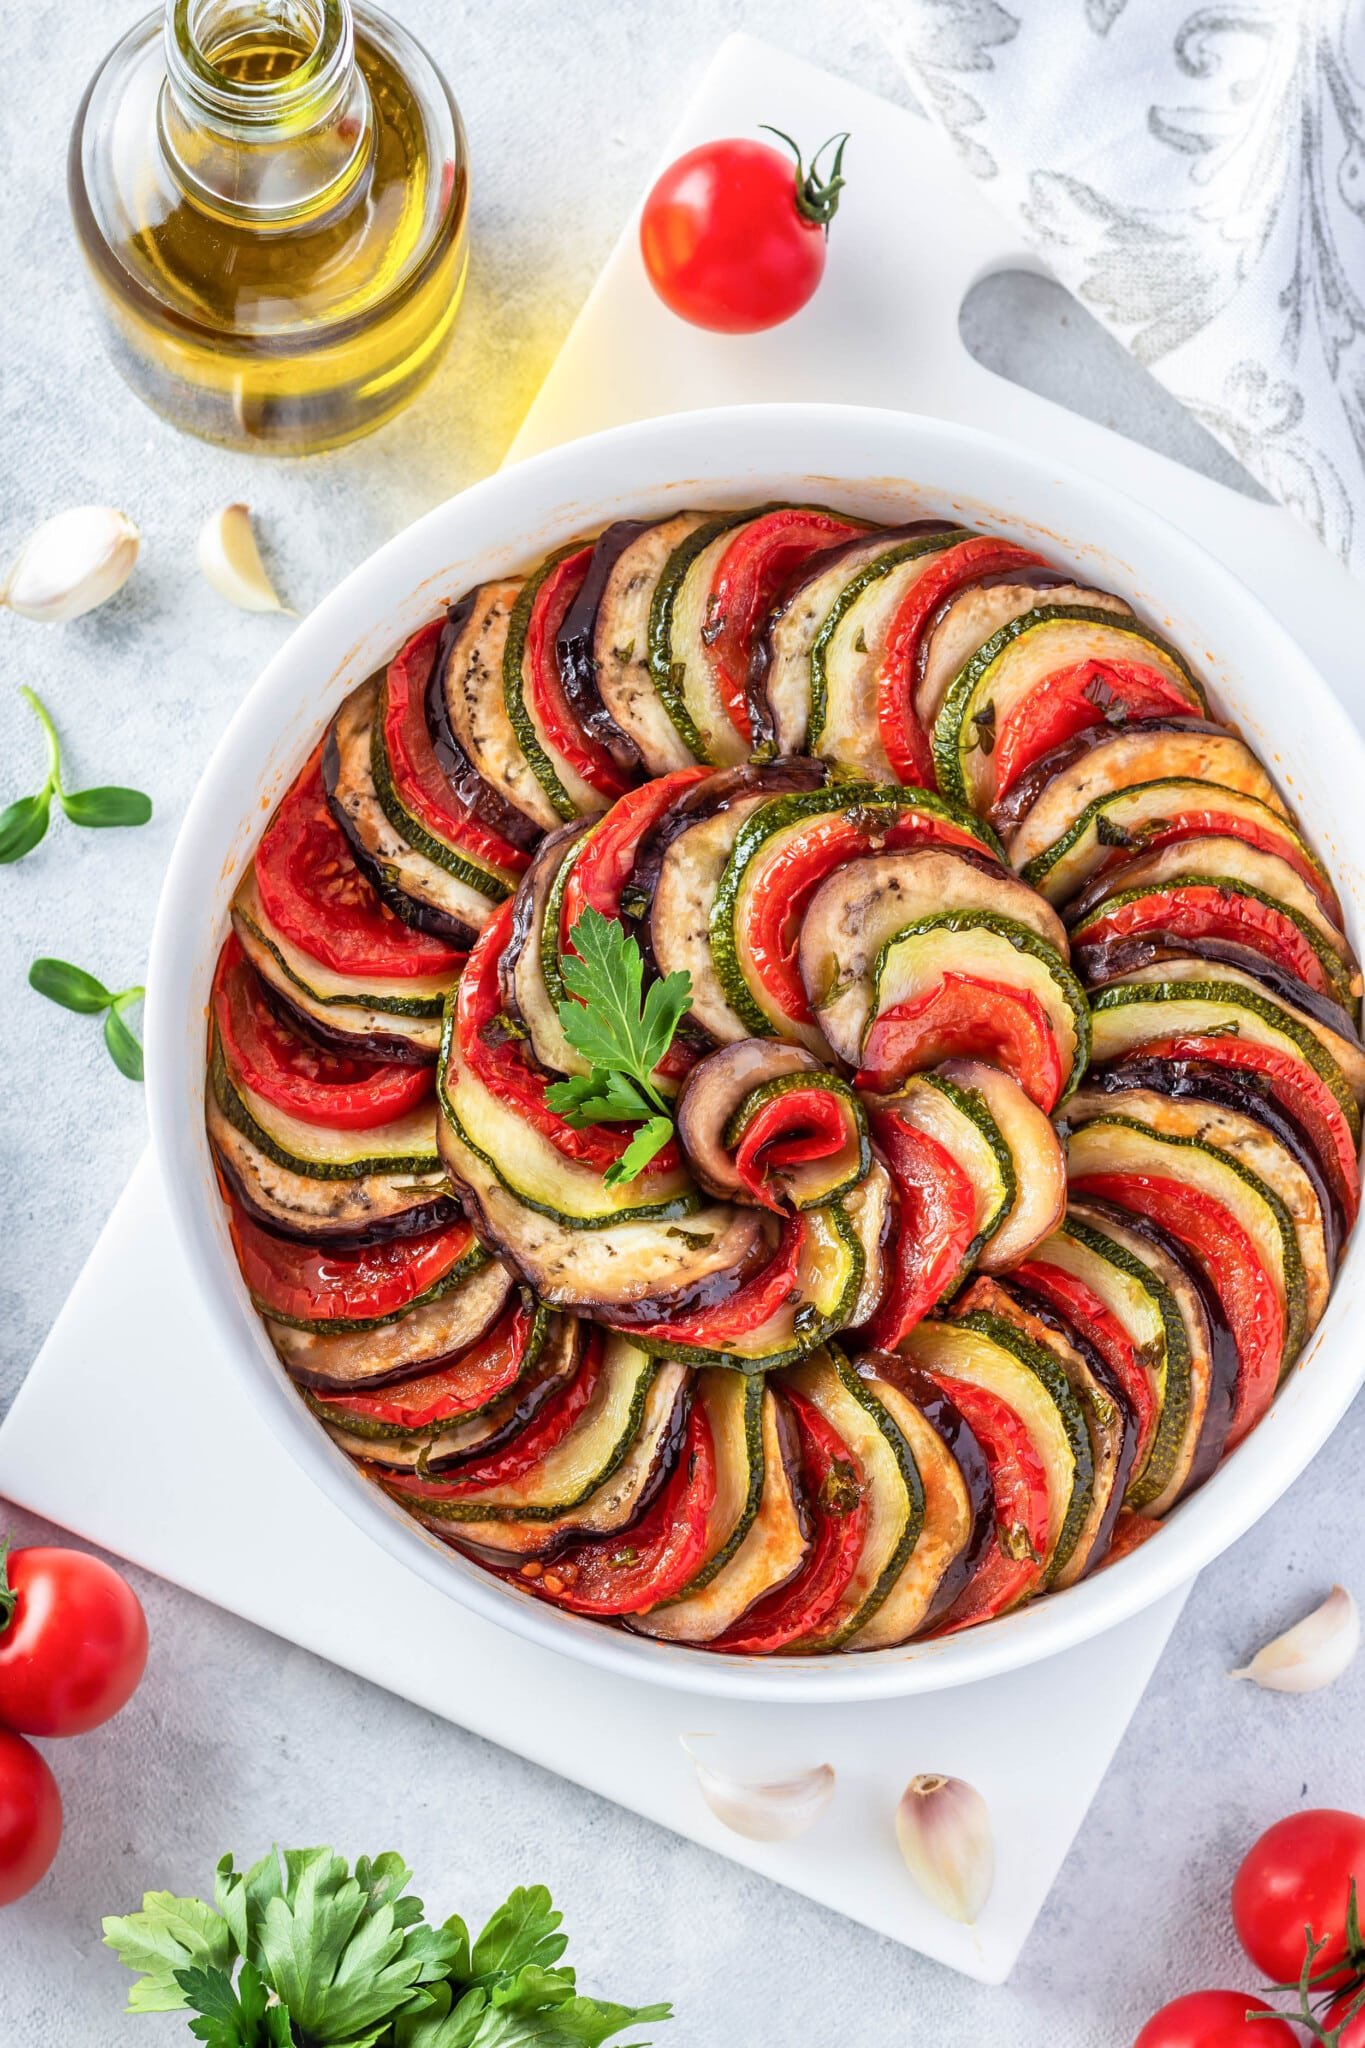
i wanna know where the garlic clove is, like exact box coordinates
[2,507,139,622]
[895,1773,994,1924]
[1230,1585,1359,1694]
[197,503,291,613]
[682,1738,834,1841]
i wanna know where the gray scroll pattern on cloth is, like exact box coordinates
[869,0,1365,571]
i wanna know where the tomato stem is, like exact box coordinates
[759,126,850,234]
[0,1536,16,1632]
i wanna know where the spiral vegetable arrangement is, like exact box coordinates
[207,506,1362,1653]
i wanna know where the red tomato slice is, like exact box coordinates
[383,1330,604,1498]
[876,537,1048,785]
[382,622,528,875]
[1102,1509,1162,1566]
[526,548,633,799]
[1010,1258,1159,1474]
[458,903,680,1175]
[927,1372,1051,1631]
[1074,885,1337,1000]
[1093,808,1341,923]
[618,1215,804,1348]
[715,1389,865,1654]
[706,509,866,740]
[212,934,433,1130]
[858,974,1065,1112]
[500,1396,717,1616]
[561,767,712,932]
[310,1300,538,1430]
[1069,1171,1282,1449]
[866,1111,977,1348]
[256,745,465,979]
[733,1085,848,1209]
[227,1195,477,1325]
[992,658,1196,803]
[743,805,991,1030]
[1137,1034,1359,1226]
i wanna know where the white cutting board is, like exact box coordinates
[4,31,1362,1983]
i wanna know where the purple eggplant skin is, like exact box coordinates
[555,520,657,776]
[1067,1194,1239,1498]
[1086,1055,1343,1272]
[990,716,1234,843]
[746,519,960,751]
[427,591,546,853]
[321,709,481,950]
[499,817,591,1028]
[210,1136,460,1250]
[855,1351,996,1629]
[913,566,1092,693]
[1074,931,1362,1046]
[990,1279,1140,1578]
[253,976,437,1067]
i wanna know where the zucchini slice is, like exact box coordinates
[649,789,772,1043]
[646,506,776,765]
[631,1380,807,1642]
[934,1057,1066,1270]
[902,1310,1095,1586]
[212,1036,438,1180]
[915,576,1131,735]
[436,578,563,832]
[503,546,613,820]
[269,1259,516,1390]
[797,846,1068,1066]
[999,719,1288,869]
[934,606,1206,813]
[871,1071,1014,1278]
[591,512,714,774]
[720,1071,870,1212]
[780,1350,925,1649]
[501,820,593,1078]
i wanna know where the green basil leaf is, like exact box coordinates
[29,957,111,1013]
[105,1006,145,1082]
[61,784,153,829]
[0,792,51,864]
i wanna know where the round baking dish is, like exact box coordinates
[146,403,1365,1701]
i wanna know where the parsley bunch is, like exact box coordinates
[544,909,691,1186]
[103,1845,670,2048]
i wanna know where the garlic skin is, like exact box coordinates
[895,1773,994,1924]
[2,507,139,622]
[1231,1585,1359,1694]
[682,1740,833,1841]
[197,504,290,613]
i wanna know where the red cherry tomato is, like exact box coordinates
[639,129,847,334]
[1232,1810,1365,1989]
[1133,1990,1297,2048]
[0,1728,61,1906]
[0,1543,148,1738]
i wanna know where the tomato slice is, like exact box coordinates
[876,537,1048,785]
[499,1396,717,1615]
[458,903,680,1174]
[226,1199,477,1325]
[382,1330,604,1498]
[742,805,991,1030]
[866,1111,977,1348]
[311,1299,539,1430]
[560,767,712,931]
[706,509,867,741]
[525,548,633,799]
[212,934,433,1131]
[714,1389,865,1654]
[256,745,465,979]
[1102,1509,1162,1566]
[927,1372,1051,1631]
[617,1215,803,1347]
[1009,1259,1159,1475]
[382,622,528,875]
[1093,809,1341,923]
[1069,1171,1282,1449]
[1136,1034,1359,1227]
[858,974,1065,1112]
[733,1086,849,1209]
[1074,885,1338,1000]
[992,659,1196,804]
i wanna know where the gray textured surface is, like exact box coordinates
[2,3,1363,2043]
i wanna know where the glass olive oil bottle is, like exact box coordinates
[70,0,470,454]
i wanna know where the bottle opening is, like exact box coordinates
[167,0,351,129]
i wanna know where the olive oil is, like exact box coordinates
[70,1,470,454]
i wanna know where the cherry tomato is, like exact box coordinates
[639,129,847,334]
[1232,1810,1365,1989]
[0,1728,61,1906]
[1133,1990,1297,2048]
[0,1542,148,1738]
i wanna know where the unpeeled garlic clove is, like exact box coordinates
[682,1739,834,1841]
[895,1773,994,1924]
[2,507,139,622]
[1231,1585,1359,1694]
[197,503,290,613]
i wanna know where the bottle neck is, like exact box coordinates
[159,0,372,224]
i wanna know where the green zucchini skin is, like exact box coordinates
[211,1036,440,1180]
[502,544,593,823]
[722,1071,871,1211]
[646,509,776,763]
[370,694,515,901]
[807,530,970,751]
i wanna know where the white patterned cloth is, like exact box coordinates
[870,0,1365,573]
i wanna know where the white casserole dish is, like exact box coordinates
[146,403,1365,1702]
